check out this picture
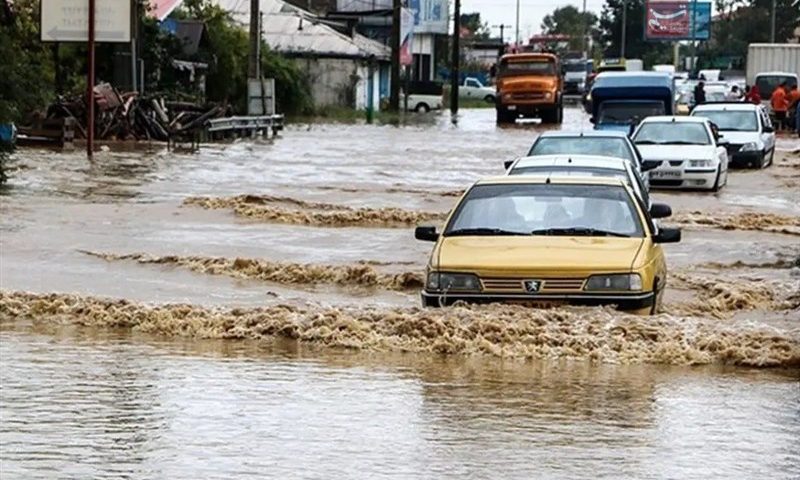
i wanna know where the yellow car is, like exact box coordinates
[415,176,681,315]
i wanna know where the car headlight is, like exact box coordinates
[584,274,642,291]
[689,159,714,168]
[426,272,481,292]
[740,142,759,152]
[503,93,513,101]
[544,92,553,100]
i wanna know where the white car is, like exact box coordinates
[691,103,776,169]
[404,93,443,113]
[460,77,496,103]
[506,155,652,207]
[632,116,729,191]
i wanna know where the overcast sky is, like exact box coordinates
[459,0,608,42]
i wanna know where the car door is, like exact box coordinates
[464,78,479,97]
[759,107,776,155]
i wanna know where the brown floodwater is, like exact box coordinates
[1,107,799,477]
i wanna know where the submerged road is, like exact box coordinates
[1,107,799,478]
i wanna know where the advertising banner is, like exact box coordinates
[645,1,711,41]
[408,0,448,34]
[400,7,415,66]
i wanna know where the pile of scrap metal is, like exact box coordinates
[22,83,231,144]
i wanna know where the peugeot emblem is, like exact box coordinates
[523,280,542,293]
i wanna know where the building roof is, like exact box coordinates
[214,0,389,60]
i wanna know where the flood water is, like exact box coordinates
[1,108,799,478]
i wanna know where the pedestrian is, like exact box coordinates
[771,81,789,131]
[694,81,706,107]
[745,84,762,105]
[725,85,742,101]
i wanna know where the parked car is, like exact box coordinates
[459,77,496,103]
[414,175,680,314]
[505,154,652,206]
[403,81,443,113]
[522,130,646,172]
[632,116,729,191]
[691,102,775,168]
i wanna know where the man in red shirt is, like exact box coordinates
[771,82,789,130]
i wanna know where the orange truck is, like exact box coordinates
[495,53,563,124]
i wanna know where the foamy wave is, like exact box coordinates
[671,211,800,236]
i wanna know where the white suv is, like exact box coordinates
[632,116,729,191]
[690,103,775,169]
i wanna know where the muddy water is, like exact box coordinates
[2,108,800,477]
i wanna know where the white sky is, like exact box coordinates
[460,0,609,42]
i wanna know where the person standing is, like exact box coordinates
[725,85,742,101]
[771,82,789,131]
[693,81,706,108]
[745,84,762,105]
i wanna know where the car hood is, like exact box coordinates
[636,144,716,160]
[717,131,761,145]
[437,236,643,275]
[499,77,557,92]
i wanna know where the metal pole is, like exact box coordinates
[770,0,776,42]
[389,0,401,112]
[131,0,137,91]
[691,0,697,73]
[582,0,588,59]
[87,0,95,158]
[515,0,520,47]
[248,0,259,78]
[451,0,461,115]
[620,0,627,59]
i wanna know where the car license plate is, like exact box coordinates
[651,170,681,178]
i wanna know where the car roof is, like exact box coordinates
[536,130,630,139]
[475,175,628,187]
[513,155,629,170]
[692,103,760,112]
[755,71,798,77]
[639,115,707,124]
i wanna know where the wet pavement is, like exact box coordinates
[1,107,799,478]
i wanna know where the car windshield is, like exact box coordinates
[446,184,644,238]
[500,59,556,76]
[509,166,627,180]
[564,63,585,72]
[528,137,635,162]
[693,110,758,131]
[756,75,798,100]
[598,101,665,124]
[634,122,711,145]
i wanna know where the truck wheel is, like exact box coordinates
[484,95,496,104]
[540,107,557,124]
[555,103,564,124]
[415,103,430,113]
[496,110,515,124]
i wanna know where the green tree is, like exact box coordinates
[541,5,598,51]
[460,12,491,39]
[599,0,672,66]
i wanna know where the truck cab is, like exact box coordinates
[495,53,563,124]
[590,72,675,134]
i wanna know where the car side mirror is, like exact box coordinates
[654,227,681,244]
[415,226,439,242]
[641,160,660,172]
[763,126,774,133]
[589,117,596,124]
[649,203,672,219]
[504,159,515,170]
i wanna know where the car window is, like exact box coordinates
[633,122,711,145]
[466,79,479,87]
[446,184,644,237]
[756,75,798,100]
[499,59,556,77]
[598,101,666,124]
[693,110,758,131]
[528,137,635,162]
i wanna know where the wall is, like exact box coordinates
[295,57,386,110]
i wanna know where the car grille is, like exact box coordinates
[511,92,546,101]
[669,160,684,167]
[650,179,683,187]
[726,144,742,155]
[481,277,587,293]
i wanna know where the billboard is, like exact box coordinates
[645,1,711,41]
[408,0,448,34]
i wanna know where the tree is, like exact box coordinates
[599,0,672,65]
[541,5,598,51]
[460,12,491,39]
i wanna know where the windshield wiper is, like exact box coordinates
[446,228,528,237]
[531,227,631,238]
[666,141,708,145]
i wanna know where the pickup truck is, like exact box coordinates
[403,81,444,113]
[459,77,496,103]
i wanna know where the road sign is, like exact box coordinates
[41,0,131,43]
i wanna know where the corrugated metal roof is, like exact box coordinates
[213,0,389,60]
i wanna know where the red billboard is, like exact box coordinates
[645,1,711,40]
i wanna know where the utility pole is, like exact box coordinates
[620,0,627,59]
[87,0,96,158]
[515,0,520,47]
[691,0,697,73]
[451,0,461,115]
[582,0,588,59]
[248,0,260,79]
[390,0,401,112]
[770,0,776,42]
